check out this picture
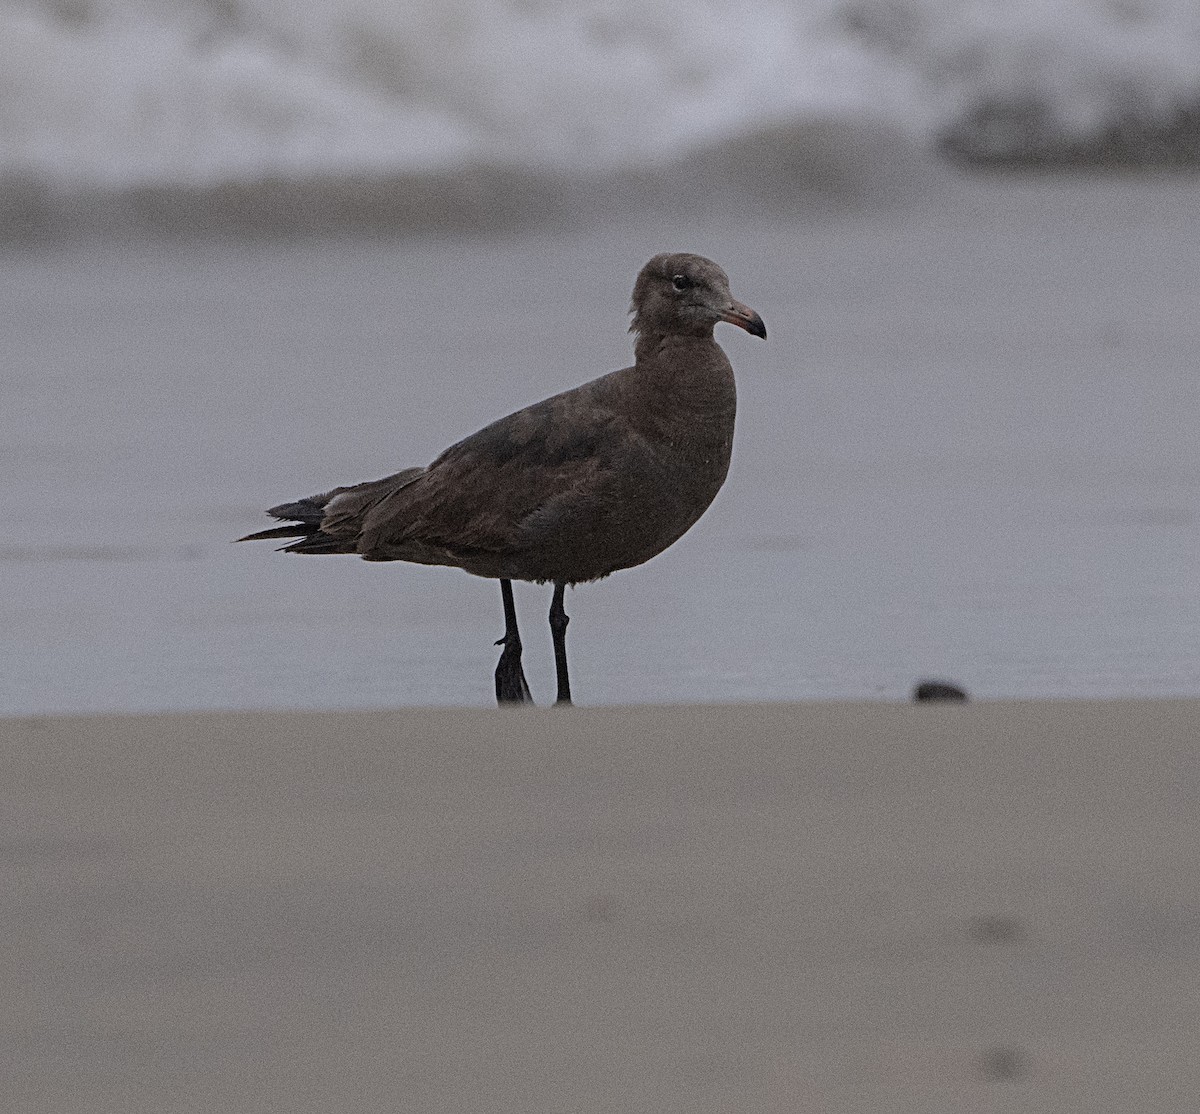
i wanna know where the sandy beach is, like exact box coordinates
[6,697,1200,1112]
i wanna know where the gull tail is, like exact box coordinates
[237,468,425,555]
[237,495,348,553]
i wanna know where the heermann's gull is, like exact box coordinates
[239,252,766,705]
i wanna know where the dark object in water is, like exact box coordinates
[913,680,970,702]
[239,252,765,706]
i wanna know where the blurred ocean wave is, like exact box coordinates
[2,0,1199,236]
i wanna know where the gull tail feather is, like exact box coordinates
[236,468,425,555]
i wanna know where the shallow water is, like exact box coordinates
[4,174,1200,713]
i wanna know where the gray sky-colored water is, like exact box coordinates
[4,174,1199,713]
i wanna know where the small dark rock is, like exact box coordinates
[913,679,969,702]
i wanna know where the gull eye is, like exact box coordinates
[671,274,692,293]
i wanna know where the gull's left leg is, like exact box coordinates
[549,582,572,706]
[495,578,533,705]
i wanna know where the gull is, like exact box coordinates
[239,252,766,705]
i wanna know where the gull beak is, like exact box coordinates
[720,299,767,339]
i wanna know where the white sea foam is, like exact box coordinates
[2,0,1199,232]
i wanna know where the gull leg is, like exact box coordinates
[495,579,533,705]
[549,582,572,706]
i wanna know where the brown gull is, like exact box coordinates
[239,252,766,705]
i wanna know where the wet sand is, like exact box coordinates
[5,173,1200,714]
[6,698,1200,1112]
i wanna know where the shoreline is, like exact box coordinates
[4,688,1198,722]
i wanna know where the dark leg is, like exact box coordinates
[549,582,572,706]
[495,579,533,705]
